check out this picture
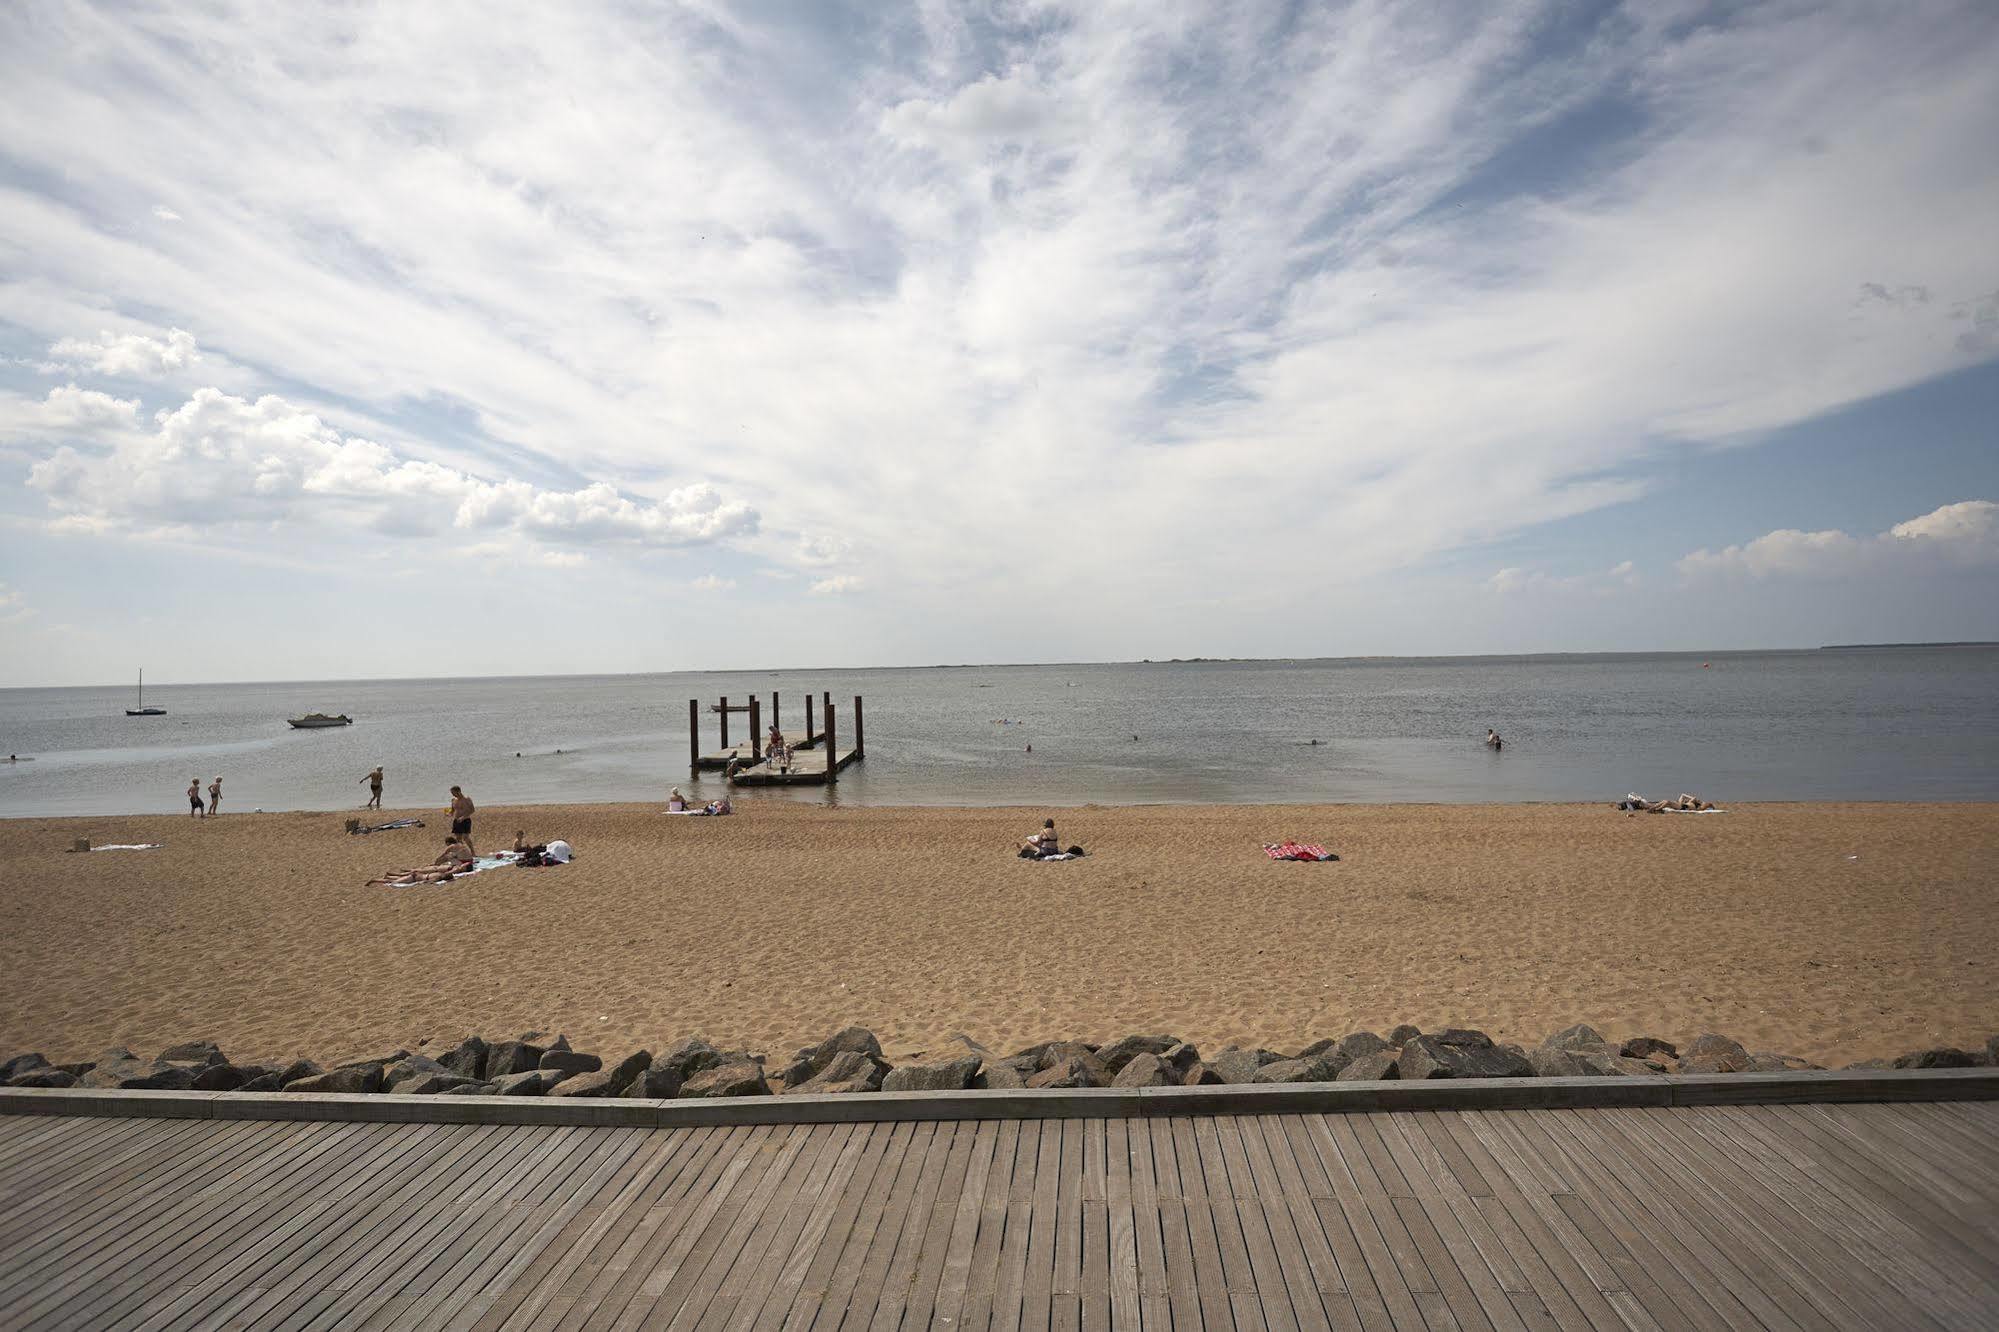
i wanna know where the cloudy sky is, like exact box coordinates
[2,0,1996,686]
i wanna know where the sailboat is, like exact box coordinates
[126,669,166,716]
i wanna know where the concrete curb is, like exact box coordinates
[4,1068,1994,1127]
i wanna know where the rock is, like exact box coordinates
[439,1037,489,1080]
[235,1073,282,1093]
[1036,1042,1102,1073]
[400,1072,480,1095]
[1434,1028,1495,1050]
[974,1064,1027,1090]
[483,1039,546,1079]
[440,1082,497,1096]
[1892,1047,1979,1069]
[882,1056,982,1093]
[624,1066,685,1098]
[1,1053,51,1081]
[190,1063,250,1091]
[1529,1048,1655,1078]
[1676,1035,1753,1075]
[548,1068,626,1097]
[1160,1043,1204,1077]
[780,1027,884,1085]
[1542,1024,1608,1052]
[384,1055,453,1092]
[1337,1051,1399,1081]
[1399,1036,1531,1080]
[654,1037,725,1082]
[599,1050,654,1094]
[1111,1053,1177,1088]
[8,1068,78,1088]
[540,1049,603,1078]
[95,1045,138,1065]
[1252,1056,1335,1084]
[680,1060,771,1098]
[492,1070,556,1096]
[1181,1062,1224,1086]
[82,1058,196,1091]
[1327,1032,1390,1072]
[1747,1053,1824,1073]
[1028,1056,1106,1089]
[1094,1035,1178,1075]
[156,1039,227,1067]
[274,1059,322,1087]
[1621,1037,1678,1061]
[1987,1035,1999,1067]
[1843,1058,1894,1071]
[1388,1025,1422,1045]
[782,1050,888,1095]
[1293,1038,1339,1060]
[1207,1047,1282,1085]
[286,1063,384,1094]
[1007,1040,1065,1067]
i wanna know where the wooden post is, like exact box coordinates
[824,701,837,784]
[719,696,729,751]
[853,695,865,759]
[806,694,817,746]
[688,699,699,777]
[749,697,762,762]
[772,691,781,742]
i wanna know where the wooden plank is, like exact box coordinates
[1077,1120,1110,1332]
[778,1120,903,1332]
[739,1120,879,1328]
[1019,1119,1062,1332]
[1164,1117,1237,1332]
[1235,1114,1342,1332]
[989,1114,1044,1332]
[1047,1118,1084,1332]
[1124,1115,1171,1331]
[1098,1118,1140,1331]
[1192,1113,1265,1330]
[894,1116,982,1332]
[952,1117,1022,1332]
[695,1123,857,1331]
[1142,1114,1204,1332]
[1214,1114,1306,1332]
[803,1120,939,1332]
[1273,1117,1396,1332]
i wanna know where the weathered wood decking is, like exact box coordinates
[2,1099,1995,1329]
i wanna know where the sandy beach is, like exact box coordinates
[1,800,1994,1071]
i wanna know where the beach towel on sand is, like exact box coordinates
[1265,842,1338,862]
[351,818,424,835]
[82,843,163,853]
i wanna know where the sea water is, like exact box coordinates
[2,648,1996,817]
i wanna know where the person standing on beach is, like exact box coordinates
[207,776,222,815]
[187,777,205,818]
[361,766,384,809]
[448,785,475,854]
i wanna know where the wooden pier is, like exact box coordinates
[690,689,865,786]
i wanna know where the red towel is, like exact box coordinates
[1266,841,1331,861]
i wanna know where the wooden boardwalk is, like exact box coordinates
[2,1100,1995,1329]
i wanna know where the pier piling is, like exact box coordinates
[854,695,865,759]
[749,697,762,762]
[825,701,838,785]
[688,699,699,777]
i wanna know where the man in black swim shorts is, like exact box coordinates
[448,784,476,855]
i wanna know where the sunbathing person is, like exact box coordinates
[369,837,474,886]
[667,788,689,811]
[704,796,732,815]
[1020,818,1060,857]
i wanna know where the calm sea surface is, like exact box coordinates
[3,649,1996,817]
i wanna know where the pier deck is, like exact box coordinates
[3,1092,1995,1328]
[727,744,861,785]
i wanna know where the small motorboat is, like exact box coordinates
[288,713,354,729]
[126,668,165,716]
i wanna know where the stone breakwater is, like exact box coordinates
[7,1025,1998,1099]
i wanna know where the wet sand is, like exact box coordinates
[1,801,1993,1069]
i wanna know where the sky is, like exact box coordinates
[1,0,1996,686]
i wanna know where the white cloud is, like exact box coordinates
[19,387,759,553]
[1680,500,1997,578]
[692,574,736,591]
[151,205,181,222]
[48,328,199,377]
[809,575,863,596]
[0,582,30,625]
[1487,561,1641,595]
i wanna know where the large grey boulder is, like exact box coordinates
[1541,1024,1608,1052]
[276,1059,324,1087]
[1207,1047,1282,1085]
[1621,1037,1678,1061]
[235,1073,282,1093]
[286,1063,384,1094]
[483,1038,545,1079]
[385,1055,453,1092]
[156,1040,227,1067]
[882,1056,981,1093]
[1338,1051,1399,1081]
[190,1063,251,1091]
[0,1052,50,1081]
[548,1051,651,1096]
[1095,1036,1178,1076]
[1399,1036,1531,1080]
[492,1070,558,1096]
[1324,1032,1390,1073]
[1892,1047,1978,1069]
[400,1071,480,1095]
[1111,1053,1177,1088]
[1433,1028,1495,1050]
[1676,1035,1753,1074]
[1528,1048,1655,1078]
[680,1060,771,1098]
[654,1037,725,1083]
[8,1067,78,1088]
[779,1028,883,1086]
[1181,1062,1223,1086]
[1160,1043,1204,1078]
[439,1037,490,1080]
[1252,1056,1336,1084]
[974,1064,1027,1090]
[1987,1035,1999,1068]
[440,1082,498,1096]
[624,1066,684,1099]
[82,1057,196,1090]
[782,1050,888,1095]
[1028,1056,1106,1089]
[1388,1025,1423,1046]
[541,1049,602,1078]
[1748,1053,1823,1072]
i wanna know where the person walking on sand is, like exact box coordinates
[448,785,476,855]
[207,776,222,815]
[361,766,384,810]
[187,777,205,818]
